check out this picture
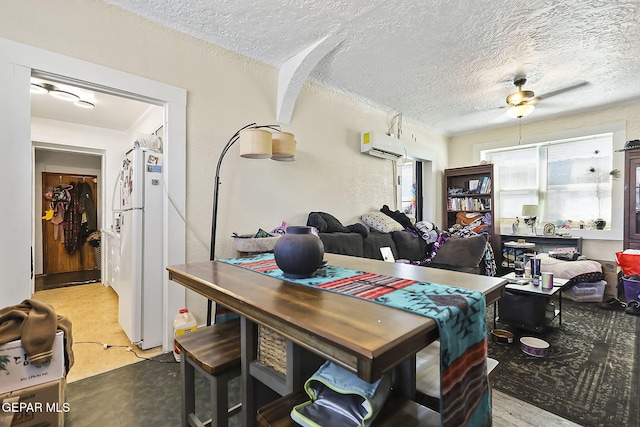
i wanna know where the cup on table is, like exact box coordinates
[541,272,554,289]
[530,257,541,277]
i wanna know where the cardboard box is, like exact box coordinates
[0,378,66,426]
[0,331,65,394]
[595,259,621,299]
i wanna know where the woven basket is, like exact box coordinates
[257,325,287,375]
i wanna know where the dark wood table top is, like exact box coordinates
[167,253,506,382]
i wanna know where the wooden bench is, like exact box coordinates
[174,318,242,427]
[256,390,441,427]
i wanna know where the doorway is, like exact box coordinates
[41,172,98,275]
[1,37,186,353]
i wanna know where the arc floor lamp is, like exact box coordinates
[207,123,296,325]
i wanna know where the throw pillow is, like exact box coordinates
[361,211,404,233]
[431,234,487,267]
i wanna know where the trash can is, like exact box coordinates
[623,275,640,303]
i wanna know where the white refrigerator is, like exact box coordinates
[116,147,163,350]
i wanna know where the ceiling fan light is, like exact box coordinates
[506,89,535,106]
[49,89,80,102]
[507,104,535,119]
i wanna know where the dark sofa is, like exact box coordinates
[319,230,489,275]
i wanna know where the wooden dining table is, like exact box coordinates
[167,253,506,426]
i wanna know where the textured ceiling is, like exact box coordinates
[103,0,640,136]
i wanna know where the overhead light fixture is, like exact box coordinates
[74,99,95,109]
[506,103,535,119]
[31,80,96,109]
[30,83,48,94]
[49,89,80,102]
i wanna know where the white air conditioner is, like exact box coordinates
[360,132,405,160]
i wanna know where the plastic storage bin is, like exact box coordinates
[623,276,640,303]
[565,281,606,302]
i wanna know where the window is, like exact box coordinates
[482,133,615,227]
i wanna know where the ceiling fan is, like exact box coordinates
[504,77,589,119]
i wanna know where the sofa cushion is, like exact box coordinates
[391,230,428,261]
[361,211,404,233]
[363,232,397,260]
[431,234,487,268]
[319,233,364,257]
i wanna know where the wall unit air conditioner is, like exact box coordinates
[360,132,405,160]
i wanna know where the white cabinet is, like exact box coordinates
[102,229,121,294]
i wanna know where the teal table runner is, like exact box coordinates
[220,253,491,427]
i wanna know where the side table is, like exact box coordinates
[496,272,569,332]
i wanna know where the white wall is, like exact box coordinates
[449,104,640,261]
[0,1,447,325]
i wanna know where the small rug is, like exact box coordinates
[487,298,640,427]
[35,270,101,291]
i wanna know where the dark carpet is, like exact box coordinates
[487,298,640,427]
[35,270,101,291]
[65,353,240,426]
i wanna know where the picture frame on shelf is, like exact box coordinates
[543,223,556,236]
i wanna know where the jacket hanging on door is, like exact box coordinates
[64,182,81,254]
[47,184,72,242]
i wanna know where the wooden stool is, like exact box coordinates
[174,318,242,427]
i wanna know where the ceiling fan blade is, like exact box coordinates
[534,81,590,101]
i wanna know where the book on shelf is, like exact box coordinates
[448,197,491,211]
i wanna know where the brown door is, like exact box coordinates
[42,172,98,274]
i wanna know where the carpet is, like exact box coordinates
[487,298,640,427]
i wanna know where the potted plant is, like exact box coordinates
[588,152,620,229]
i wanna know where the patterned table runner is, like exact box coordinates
[220,253,491,427]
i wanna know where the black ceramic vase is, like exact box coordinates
[595,218,606,230]
[274,226,325,279]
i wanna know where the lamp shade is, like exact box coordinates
[506,104,535,119]
[271,131,296,160]
[239,129,272,159]
[521,204,538,217]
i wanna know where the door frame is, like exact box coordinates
[0,36,187,353]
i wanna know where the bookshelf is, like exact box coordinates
[443,164,495,253]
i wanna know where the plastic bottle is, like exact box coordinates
[173,308,197,362]
[524,258,531,278]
